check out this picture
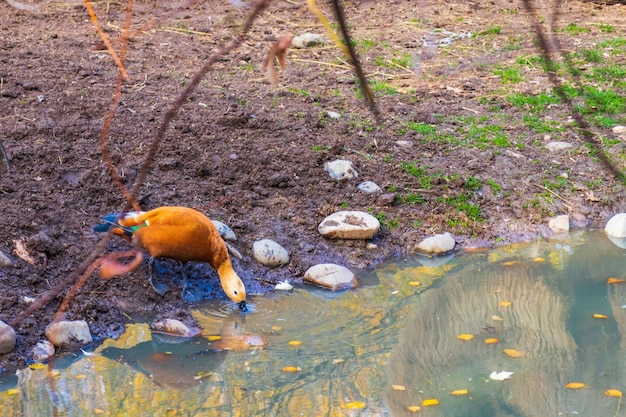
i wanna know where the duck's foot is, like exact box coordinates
[180,264,199,302]
[148,257,169,296]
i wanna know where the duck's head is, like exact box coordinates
[217,264,248,312]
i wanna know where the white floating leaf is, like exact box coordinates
[490,371,514,381]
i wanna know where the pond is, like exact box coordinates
[1,230,626,416]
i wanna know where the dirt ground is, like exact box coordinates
[0,0,625,370]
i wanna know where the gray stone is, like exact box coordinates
[324,159,358,180]
[45,320,93,348]
[546,141,573,152]
[0,320,17,354]
[152,319,201,338]
[414,232,456,254]
[31,340,55,362]
[549,215,570,233]
[212,220,237,241]
[291,33,325,48]
[304,264,358,291]
[253,239,290,267]
[357,181,381,194]
[606,213,626,238]
[318,211,380,239]
[326,111,341,119]
[0,250,13,267]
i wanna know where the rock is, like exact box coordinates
[0,320,17,354]
[152,319,201,338]
[605,213,626,238]
[324,159,358,180]
[253,239,290,267]
[318,211,380,239]
[31,340,55,362]
[291,33,325,48]
[304,264,358,291]
[396,140,414,148]
[357,181,381,194]
[613,125,626,137]
[0,250,13,267]
[548,215,570,233]
[45,320,93,348]
[546,141,573,152]
[414,232,456,255]
[212,220,237,241]
[326,111,341,119]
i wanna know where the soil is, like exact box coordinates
[1,0,625,371]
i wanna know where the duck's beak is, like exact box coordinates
[237,300,248,312]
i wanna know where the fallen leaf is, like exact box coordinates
[75,374,87,379]
[503,349,524,358]
[208,335,222,341]
[271,326,282,331]
[281,366,301,372]
[485,338,499,344]
[342,401,366,409]
[408,281,421,287]
[29,363,46,370]
[422,398,439,406]
[565,382,585,389]
[288,340,303,346]
[593,314,609,319]
[534,257,545,262]
[499,301,512,307]
[333,358,344,364]
[94,409,105,414]
[491,315,504,321]
[7,388,20,395]
[450,389,468,395]
[490,371,513,380]
[457,333,474,341]
[608,277,625,284]
[13,238,36,265]
[502,261,518,266]
[392,384,406,391]
[407,405,421,412]
[605,389,623,398]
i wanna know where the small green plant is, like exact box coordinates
[465,176,482,192]
[597,23,615,33]
[370,79,398,96]
[487,179,502,194]
[493,66,523,84]
[564,23,590,35]
[438,193,483,221]
[400,162,434,189]
[580,48,603,63]
[370,210,400,230]
[402,193,425,205]
[478,26,501,36]
[508,92,560,112]
[578,86,626,115]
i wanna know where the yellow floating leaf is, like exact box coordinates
[491,315,504,321]
[607,277,624,284]
[281,366,301,372]
[499,301,512,307]
[605,389,623,398]
[29,363,46,370]
[392,384,406,391]
[342,401,366,409]
[333,358,345,364]
[271,326,282,331]
[49,370,60,377]
[408,281,422,287]
[422,398,439,406]
[93,409,105,415]
[75,374,87,379]
[288,340,303,346]
[457,333,474,341]
[534,257,545,262]
[593,314,609,319]
[503,349,524,358]
[502,261,518,266]
[407,405,421,412]
[7,388,20,395]
[565,382,585,389]
[450,389,468,395]
[485,338,499,344]
[208,335,222,341]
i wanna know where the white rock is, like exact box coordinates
[0,320,17,354]
[606,213,626,238]
[0,250,13,267]
[291,33,325,48]
[490,371,514,381]
[31,340,55,362]
[275,280,293,291]
[212,220,237,241]
[546,141,573,152]
[548,215,570,233]
[326,111,341,119]
[357,181,381,194]
[612,125,626,136]
[395,140,414,148]
[324,159,358,180]
[318,211,380,239]
[152,319,201,338]
[415,232,456,254]
[253,239,290,267]
[46,320,92,348]
[304,264,358,291]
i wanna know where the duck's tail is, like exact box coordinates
[93,213,139,240]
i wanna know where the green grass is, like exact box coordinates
[400,162,435,189]
[578,87,626,115]
[508,92,560,112]
[523,115,564,133]
[493,66,523,84]
[580,48,603,63]
[438,193,483,221]
[564,23,590,35]
[478,26,501,36]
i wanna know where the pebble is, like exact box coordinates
[548,215,570,234]
[357,181,381,194]
[45,320,93,348]
[613,125,626,136]
[395,140,414,148]
[152,319,201,338]
[212,220,237,241]
[605,213,626,238]
[291,33,325,48]
[253,239,290,267]
[324,159,358,180]
[31,340,55,363]
[0,320,17,354]
[303,264,358,291]
[326,111,341,119]
[546,141,573,152]
[318,211,380,239]
[414,232,456,255]
[0,250,13,267]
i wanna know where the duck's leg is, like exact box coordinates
[148,257,170,296]
[180,263,199,302]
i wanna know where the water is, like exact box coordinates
[1,231,626,416]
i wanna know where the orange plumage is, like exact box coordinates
[95,206,247,311]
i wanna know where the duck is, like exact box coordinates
[94,206,247,311]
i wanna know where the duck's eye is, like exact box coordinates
[234,290,239,295]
